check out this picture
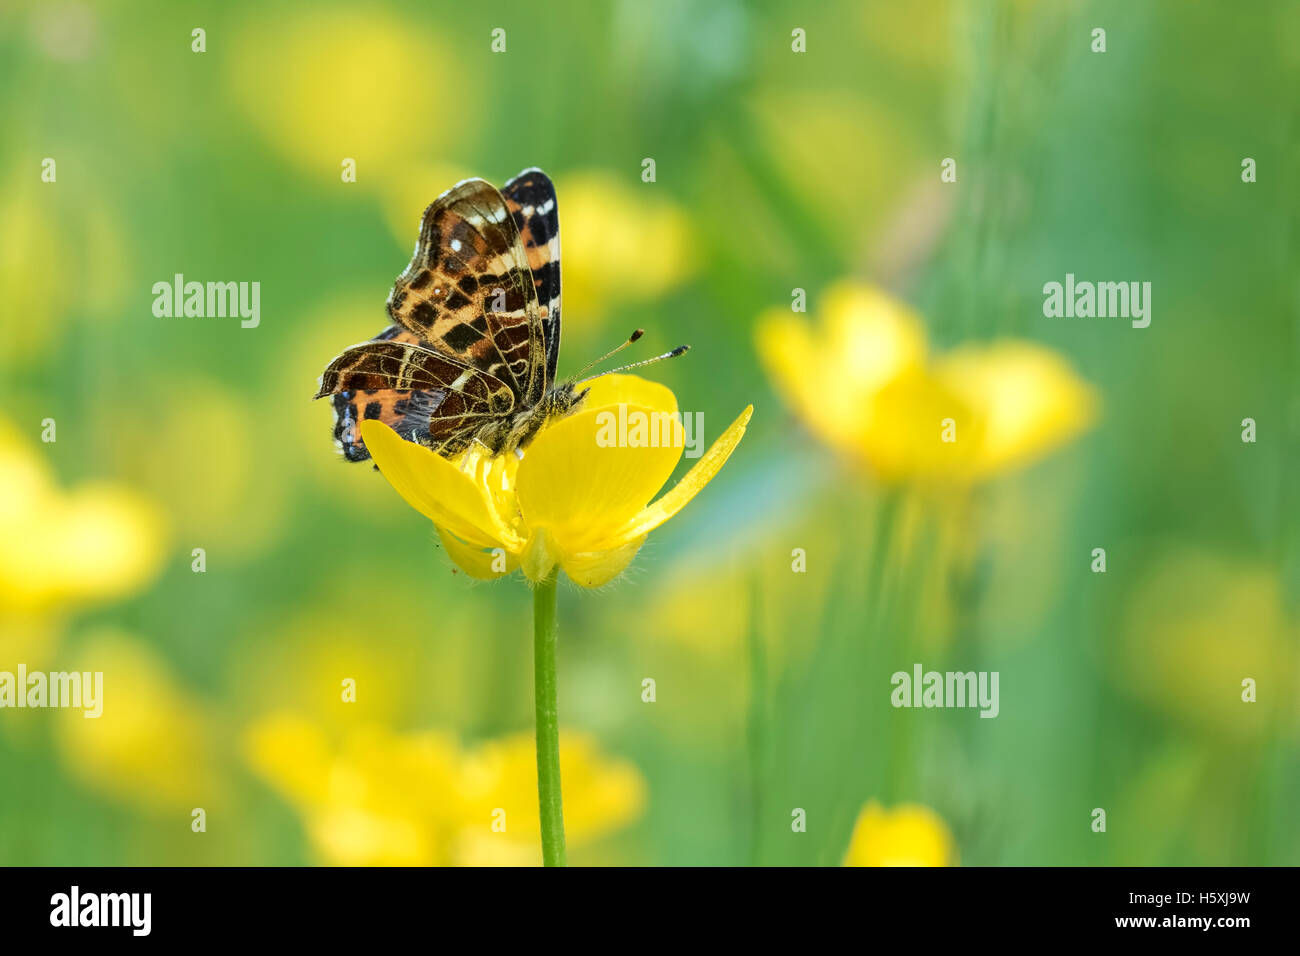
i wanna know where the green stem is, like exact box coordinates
[533,570,566,866]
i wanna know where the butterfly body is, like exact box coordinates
[316,168,578,461]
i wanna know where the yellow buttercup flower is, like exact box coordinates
[56,631,219,812]
[244,714,645,866]
[360,373,752,587]
[843,800,956,867]
[0,419,164,612]
[247,717,462,867]
[455,733,646,866]
[342,369,745,865]
[228,9,468,182]
[757,282,1097,483]
[557,171,694,327]
[935,342,1099,481]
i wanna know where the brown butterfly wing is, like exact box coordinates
[386,178,546,407]
[502,168,561,387]
[315,335,514,460]
[319,327,430,462]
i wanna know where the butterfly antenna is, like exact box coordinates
[577,344,690,383]
[572,329,645,380]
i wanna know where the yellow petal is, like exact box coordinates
[756,311,822,425]
[577,372,678,416]
[935,342,1098,479]
[56,631,217,810]
[435,526,518,580]
[557,172,694,320]
[560,535,647,588]
[520,526,559,583]
[615,405,752,541]
[843,801,956,867]
[821,282,929,392]
[360,420,517,549]
[310,807,430,867]
[516,405,683,553]
[757,282,926,460]
[861,367,980,482]
[52,485,167,602]
[243,713,334,806]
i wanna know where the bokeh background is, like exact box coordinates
[2,0,1297,865]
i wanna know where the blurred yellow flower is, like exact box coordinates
[56,630,219,811]
[360,373,752,587]
[0,420,164,612]
[557,171,694,326]
[757,282,1097,483]
[244,714,645,866]
[228,10,468,181]
[843,800,956,866]
[1117,547,1297,739]
[456,733,646,865]
[936,342,1099,479]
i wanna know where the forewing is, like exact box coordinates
[502,168,561,387]
[387,178,546,406]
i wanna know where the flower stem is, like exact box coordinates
[533,569,566,866]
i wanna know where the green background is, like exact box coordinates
[1,0,1296,865]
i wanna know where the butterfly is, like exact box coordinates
[315,168,686,462]
[312,170,548,461]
